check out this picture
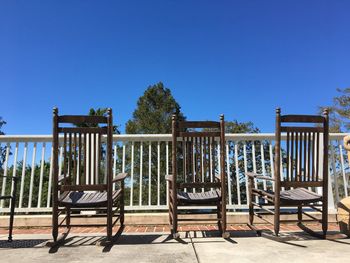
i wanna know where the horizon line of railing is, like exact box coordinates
[0,133,349,214]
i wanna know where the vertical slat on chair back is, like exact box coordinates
[173,116,225,192]
[276,109,329,186]
[180,135,219,185]
[53,110,111,187]
[62,131,103,185]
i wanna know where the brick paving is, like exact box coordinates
[0,223,340,235]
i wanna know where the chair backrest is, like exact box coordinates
[275,108,329,189]
[171,114,226,191]
[52,108,113,192]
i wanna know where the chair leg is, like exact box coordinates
[120,196,125,227]
[221,201,229,238]
[274,206,280,236]
[248,178,254,226]
[8,196,16,242]
[107,204,113,242]
[249,200,254,226]
[217,202,222,232]
[297,205,302,224]
[172,206,179,239]
[66,207,71,228]
[120,182,125,226]
[52,205,58,242]
[168,210,172,225]
[172,218,179,238]
[322,202,328,238]
[168,198,173,235]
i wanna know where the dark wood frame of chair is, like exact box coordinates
[247,108,329,237]
[0,175,18,242]
[166,114,229,238]
[52,108,127,244]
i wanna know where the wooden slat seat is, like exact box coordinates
[177,190,221,204]
[280,188,322,204]
[58,190,121,207]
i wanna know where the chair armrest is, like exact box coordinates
[165,174,174,181]
[246,172,275,181]
[113,173,128,183]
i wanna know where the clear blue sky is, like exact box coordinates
[0,0,348,134]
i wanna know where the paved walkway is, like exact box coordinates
[0,224,349,263]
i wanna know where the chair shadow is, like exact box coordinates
[0,239,48,249]
[184,230,238,244]
[255,227,350,248]
[48,235,108,253]
[48,226,182,254]
[102,229,239,252]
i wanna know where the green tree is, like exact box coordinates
[77,107,119,134]
[126,82,185,134]
[319,88,350,132]
[319,88,350,200]
[0,117,7,167]
[0,117,5,135]
[124,82,186,207]
[225,120,260,134]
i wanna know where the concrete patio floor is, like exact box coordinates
[1,228,350,263]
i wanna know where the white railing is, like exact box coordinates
[0,133,348,213]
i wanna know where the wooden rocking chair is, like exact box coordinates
[166,114,229,238]
[248,108,329,237]
[51,108,127,244]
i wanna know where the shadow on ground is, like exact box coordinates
[1,229,349,252]
[0,239,48,249]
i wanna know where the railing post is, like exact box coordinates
[319,134,335,212]
[330,143,340,204]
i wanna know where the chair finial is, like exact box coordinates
[323,108,329,116]
[172,114,176,121]
[220,114,224,121]
[107,108,112,115]
[53,107,58,116]
[276,107,281,114]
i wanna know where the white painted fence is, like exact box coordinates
[0,133,348,213]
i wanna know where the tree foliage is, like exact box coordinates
[76,107,120,134]
[318,88,350,200]
[126,82,185,134]
[319,88,350,132]
[0,117,7,167]
[123,83,186,206]
[225,120,260,134]
[0,117,5,136]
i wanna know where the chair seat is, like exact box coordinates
[280,188,322,204]
[177,189,221,204]
[58,190,121,207]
